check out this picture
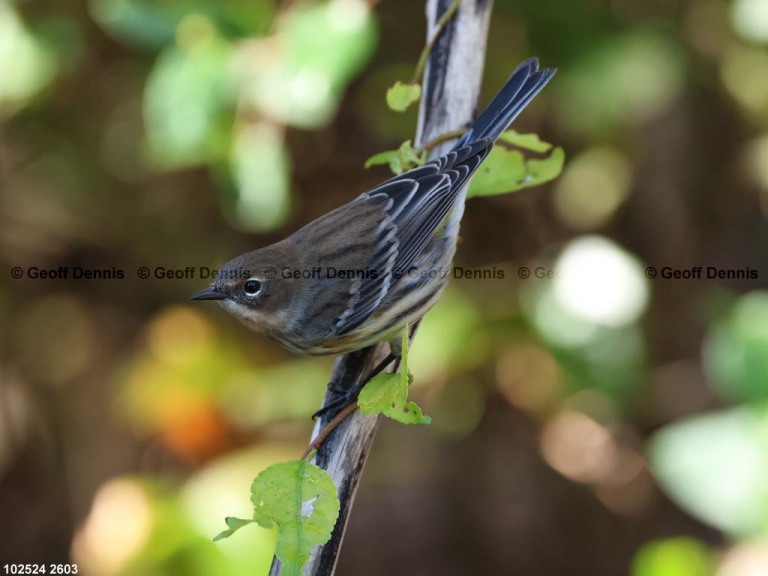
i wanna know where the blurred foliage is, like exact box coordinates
[650,406,768,538]
[632,537,714,576]
[97,0,377,232]
[3,0,768,574]
[556,29,685,137]
[0,2,58,110]
[703,292,768,403]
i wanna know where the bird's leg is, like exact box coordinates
[313,353,398,421]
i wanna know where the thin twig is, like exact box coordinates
[420,129,466,153]
[300,403,359,460]
[410,0,463,84]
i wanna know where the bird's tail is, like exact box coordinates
[453,58,556,149]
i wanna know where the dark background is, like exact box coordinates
[2,0,768,574]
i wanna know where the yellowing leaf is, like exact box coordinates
[386,81,421,112]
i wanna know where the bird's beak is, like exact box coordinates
[189,286,227,301]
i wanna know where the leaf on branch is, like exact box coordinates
[213,516,256,542]
[399,400,432,425]
[248,461,340,575]
[358,330,431,425]
[365,150,402,173]
[364,140,426,175]
[214,461,340,573]
[398,139,426,167]
[468,145,565,198]
[358,372,400,410]
[386,81,422,112]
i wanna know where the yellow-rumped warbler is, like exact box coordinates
[192,58,554,364]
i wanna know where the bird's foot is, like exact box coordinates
[312,353,398,422]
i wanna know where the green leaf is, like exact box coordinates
[250,461,340,574]
[467,145,565,198]
[648,407,768,537]
[358,372,401,412]
[467,147,526,197]
[364,140,426,175]
[498,130,553,153]
[398,401,432,425]
[398,139,426,167]
[358,330,431,425]
[525,147,566,187]
[213,516,256,542]
[364,150,402,174]
[386,81,421,112]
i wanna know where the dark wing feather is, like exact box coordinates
[333,140,491,334]
[322,60,555,336]
[291,191,401,341]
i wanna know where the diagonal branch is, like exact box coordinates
[268,1,493,574]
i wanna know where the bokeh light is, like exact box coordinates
[552,237,648,328]
[72,478,153,574]
[553,147,632,230]
[731,0,768,44]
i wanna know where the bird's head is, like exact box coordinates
[190,243,299,337]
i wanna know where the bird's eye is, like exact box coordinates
[243,279,263,297]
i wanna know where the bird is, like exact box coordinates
[191,58,555,413]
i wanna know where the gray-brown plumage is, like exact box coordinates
[191,58,556,356]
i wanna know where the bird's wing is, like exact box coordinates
[328,139,490,335]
